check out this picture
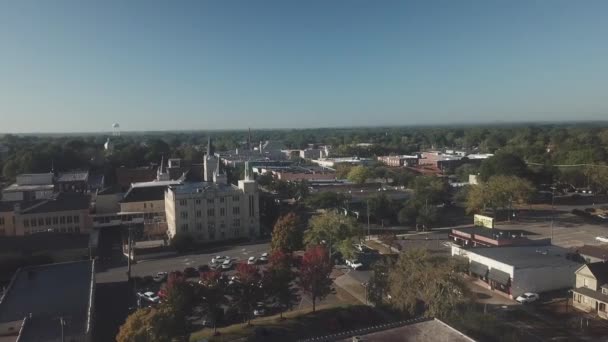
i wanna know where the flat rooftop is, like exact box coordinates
[334,318,475,342]
[169,181,238,195]
[0,260,94,341]
[56,171,89,182]
[467,245,581,269]
[454,227,532,240]
[2,183,54,192]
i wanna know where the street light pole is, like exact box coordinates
[367,199,370,241]
[551,186,555,243]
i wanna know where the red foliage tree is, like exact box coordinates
[198,270,226,333]
[298,245,333,312]
[233,263,263,324]
[266,250,298,319]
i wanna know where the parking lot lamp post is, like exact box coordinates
[367,199,370,241]
[551,186,556,243]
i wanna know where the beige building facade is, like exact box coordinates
[165,178,259,242]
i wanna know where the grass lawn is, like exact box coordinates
[189,304,390,342]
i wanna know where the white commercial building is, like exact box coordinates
[452,245,581,298]
[165,166,259,243]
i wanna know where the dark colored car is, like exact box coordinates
[198,265,210,273]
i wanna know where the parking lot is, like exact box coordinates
[498,207,608,249]
[96,241,271,283]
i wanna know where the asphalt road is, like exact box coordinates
[96,242,271,283]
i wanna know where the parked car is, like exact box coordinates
[596,236,608,243]
[198,265,210,273]
[247,256,257,265]
[346,259,364,270]
[253,302,266,317]
[259,253,269,263]
[597,214,608,220]
[184,267,199,278]
[212,255,228,264]
[153,272,168,282]
[221,259,234,270]
[138,291,161,303]
[516,292,539,304]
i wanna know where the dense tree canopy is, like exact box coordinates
[304,211,360,260]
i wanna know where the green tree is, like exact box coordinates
[305,192,349,209]
[479,152,529,181]
[388,249,470,318]
[347,165,372,184]
[271,212,303,253]
[304,211,360,260]
[369,193,393,223]
[116,307,177,342]
[335,164,353,179]
[466,175,534,215]
[368,258,392,306]
[412,176,449,205]
[454,163,479,182]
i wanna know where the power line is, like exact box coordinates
[526,162,608,169]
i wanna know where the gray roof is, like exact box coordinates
[572,286,608,304]
[169,181,239,195]
[468,245,581,269]
[56,171,89,183]
[333,318,476,342]
[0,260,94,341]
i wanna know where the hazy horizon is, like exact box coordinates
[2,0,608,133]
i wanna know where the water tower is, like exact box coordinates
[112,122,121,136]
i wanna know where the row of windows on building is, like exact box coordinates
[178,196,241,207]
[180,219,241,233]
[25,226,81,234]
[180,223,247,239]
[180,206,240,219]
[22,215,80,228]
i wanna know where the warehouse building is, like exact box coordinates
[452,245,581,298]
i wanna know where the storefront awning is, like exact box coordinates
[469,261,489,277]
[488,268,510,285]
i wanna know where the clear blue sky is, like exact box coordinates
[1,0,607,133]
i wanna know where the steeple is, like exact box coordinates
[207,137,214,157]
[248,128,252,150]
[244,161,252,181]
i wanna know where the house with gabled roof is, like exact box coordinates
[572,262,608,319]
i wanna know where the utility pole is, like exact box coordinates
[60,317,65,342]
[551,186,555,243]
[367,199,371,241]
[126,224,133,280]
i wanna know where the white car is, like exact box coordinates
[516,292,539,304]
[596,236,608,243]
[211,255,228,264]
[221,259,234,270]
[247,256,257,265]
[259,253,269,263]
[153,272,168,282]
[253,302,266,317]
[346,259,364,270]
[138,291,160,303]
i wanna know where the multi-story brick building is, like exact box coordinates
[0,193,91,236]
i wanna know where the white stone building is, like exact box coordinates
[165,164,259,242]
